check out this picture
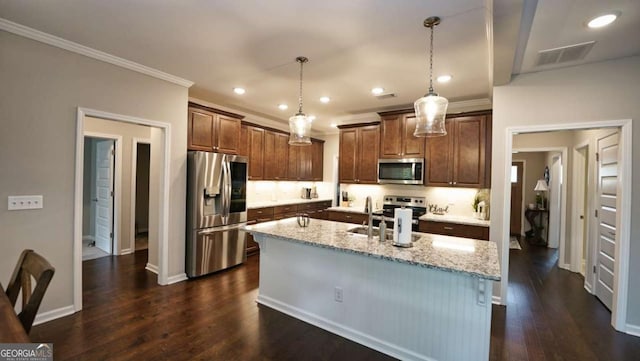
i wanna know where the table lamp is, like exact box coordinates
[534,179,549,209]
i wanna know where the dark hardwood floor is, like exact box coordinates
[31,241,640,360]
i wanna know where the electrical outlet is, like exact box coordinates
[334,287,343,303]
[8,195,43,210]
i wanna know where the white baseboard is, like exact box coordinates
[82,235,95,242]
[136,227,148,234]
[120,248,133,255]
[257,295,436,361]
[492,295,503,305]
[145,263,158,274]
[584,282,593,294]
[625,324,640,337]
[558,263,571,271]
[167,273,188,284]
[33,305,75,326]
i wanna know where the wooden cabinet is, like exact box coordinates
[247,126,265,180]
[298,144,313,180]
[238,125,249,157]
[425,112,491,188]
[288,144,300,180]
[379,113,425,158]
[274,204,298,220]
[418,220,489,241]
[247,207,275,255]
[312,140,324,181]
[328,210,368,225]
[187,104,242,154]
[264,131,289,180]
[338,124,380,184]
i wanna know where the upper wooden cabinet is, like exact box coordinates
[339,124,380,184]
[425,112,492,188]
[187,103,243,154]
[311,140,324,181]
[247,126,265,180]
[264,131,289,180]
[379,113,424,159]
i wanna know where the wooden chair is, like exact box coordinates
[5,249,55,334]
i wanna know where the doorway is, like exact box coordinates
[82,136,120,261]
[132,140,151,252]
[502,120,632,332]
[547,154,562,249]
[572,144,589,276]
[510,161,524,237]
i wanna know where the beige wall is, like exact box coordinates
[84,116,152,254]
[492,55,640,325]
[512,151,546,233]
[0,31,188,314]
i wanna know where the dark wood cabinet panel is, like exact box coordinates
[339,129,358,183]
[358,126,380,183]
[452,116,486,187]
[425,120,453,186]
[288,144,299,180]
[402,115,425,157]
[379,114,424,159]
[216,115,241,154]
[298,144,313,180]
[328,210,368,225]
[339,124,380,184]
[311,140,324,181]
[248,127,265,180]
[425,112,491,188]
[274,133,289,180]
[418,220,489,241]
[263,131,277,180]
[188,105,242,154]
[380,115,403,157]
[188,108,215,151]
[238,125,249,157]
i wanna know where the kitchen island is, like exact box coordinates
[246,218,500,361]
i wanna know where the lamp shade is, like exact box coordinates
[288,114,312,145]
[534,179,548,192]
[413,94,448,136]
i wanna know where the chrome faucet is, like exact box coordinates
[365,196,373,239]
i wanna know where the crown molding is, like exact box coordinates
[0,17,194,88]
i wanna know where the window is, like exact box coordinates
[511,165,518,183]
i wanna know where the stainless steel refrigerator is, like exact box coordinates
[186,151,248,277]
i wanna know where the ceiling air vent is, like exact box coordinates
[375,93,397,100]
[535,41,595,67]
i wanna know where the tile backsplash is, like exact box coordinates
[247,181,333,203]
[339,184,488,218]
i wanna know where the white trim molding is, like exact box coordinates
[146,263,159,274]
[167,273,188,285]
[33,305,75,326]
[625,324,640,338]
[0,18,194,88]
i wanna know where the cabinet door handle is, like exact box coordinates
[444,226,454,230]
[449,181,452,185]
[453,182,457,185]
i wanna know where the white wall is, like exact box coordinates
[492,55,640,326]
[0,31,188,314]
[84,116,152,254]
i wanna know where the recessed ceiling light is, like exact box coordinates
[437,75,452,83]
[371,87,385,95]
[278,104,288,110]
[330,123,338,128]
[320,96,331,103]
[233,87,246,95]
[587,13,619,28]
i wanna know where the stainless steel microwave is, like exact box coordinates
[378,158,424,185]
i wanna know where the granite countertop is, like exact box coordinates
[248,198,332,209]
[245,218,500,280]
[419,213,491,227]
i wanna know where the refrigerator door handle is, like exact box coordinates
[223,157,232,219]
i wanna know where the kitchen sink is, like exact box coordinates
[347,226,421,242]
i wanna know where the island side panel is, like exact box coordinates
[254,234,493,361]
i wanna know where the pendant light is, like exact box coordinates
[414,16,448,137]
[289,56,312,145]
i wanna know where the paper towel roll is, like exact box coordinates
[393,208,413,245]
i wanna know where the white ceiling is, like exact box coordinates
[1,0,638,133]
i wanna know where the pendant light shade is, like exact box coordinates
[414,17,448,137]
[289,56,312,146]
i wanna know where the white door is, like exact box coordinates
[94,139,115,254]
[547,155,562,249]
[574,146,588,276]
[595,132,619,310]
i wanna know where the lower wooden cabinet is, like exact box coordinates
[246,207,274,255]
[418,220,489,241]
[327,210,368,225]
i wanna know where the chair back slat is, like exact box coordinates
[5,249,55,334]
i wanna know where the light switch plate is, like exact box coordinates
[8,195,43,210]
